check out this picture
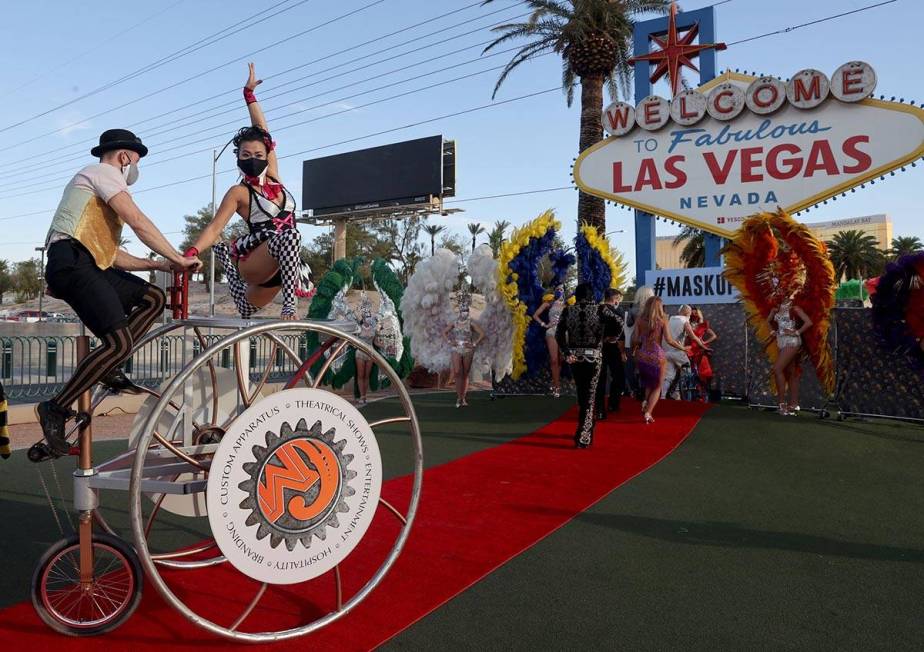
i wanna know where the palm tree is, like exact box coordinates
[482,0,669,232]
[826,230,884,280]
[0,259,11,304]
[487,220,511,256]
[889,235,923,259]
[422,223,446,256]
[673,226,705,268]
[403,251,421,284]
[467,222,486,252]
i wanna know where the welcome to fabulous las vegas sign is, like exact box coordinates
[572,62,924,237]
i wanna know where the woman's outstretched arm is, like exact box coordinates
[244,63,280,181]
[193,188,241,252]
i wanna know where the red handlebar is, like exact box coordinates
[167,249,197,320]
[169,269,189,319]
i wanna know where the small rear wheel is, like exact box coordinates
[31,532,143,636]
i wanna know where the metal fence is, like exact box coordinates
[1,334,308,403]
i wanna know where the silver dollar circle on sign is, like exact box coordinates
[207,388,383,584]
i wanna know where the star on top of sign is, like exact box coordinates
[629,2,727,98]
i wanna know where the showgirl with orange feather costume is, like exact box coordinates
[723,210,837,413]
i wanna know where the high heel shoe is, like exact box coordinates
[644,413,654,424]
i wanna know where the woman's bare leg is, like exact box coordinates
[460,351,474,403]
[237,241,279,285]
[546,336,561,391]
[356,358,371,400]
[646,360,667,416]
[787,360,802,409]
[451,352,463,403]
[774,346,801,408]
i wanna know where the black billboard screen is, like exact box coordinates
[302,135,444,213]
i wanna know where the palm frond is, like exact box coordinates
[562,58,577,105]
[491,41,556,98]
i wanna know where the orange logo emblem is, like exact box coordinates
[257,439,341,525]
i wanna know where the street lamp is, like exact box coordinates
[34,246,45,322]
[209,140,235,317]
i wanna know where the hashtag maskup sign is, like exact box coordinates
[573,64,924,238]
[645,267,739,305]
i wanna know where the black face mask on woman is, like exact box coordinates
[238,157,268,178]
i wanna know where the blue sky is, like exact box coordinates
[0,0,920,272]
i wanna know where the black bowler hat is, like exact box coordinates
[90,129,148,158]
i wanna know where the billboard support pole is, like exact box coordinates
[333,219,347,261]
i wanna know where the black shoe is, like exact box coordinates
[35,401,74,457]
[101,369,144,395]
[575,433,592,448]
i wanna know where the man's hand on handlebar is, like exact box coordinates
[175,247,203,272]
[173,256,202,272]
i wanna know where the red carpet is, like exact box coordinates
[0,398,708,650]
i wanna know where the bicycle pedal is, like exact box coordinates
[27,442,56,463]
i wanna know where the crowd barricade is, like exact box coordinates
[1,333,307,403]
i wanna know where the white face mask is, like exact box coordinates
[120,155,139,185]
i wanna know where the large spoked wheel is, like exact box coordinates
[128,320,423,642]
[31,532,143,636]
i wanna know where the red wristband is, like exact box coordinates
[184,247,199,257]
[243,88,257,104]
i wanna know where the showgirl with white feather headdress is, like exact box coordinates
[400,248,460,375]
[442,279,486,408]
[468,244,513,379]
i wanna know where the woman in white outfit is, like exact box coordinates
[532,285,566,397]
[769,292,812,415]
[443,288,485,408]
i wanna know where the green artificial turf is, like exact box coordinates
[385,405,924,652]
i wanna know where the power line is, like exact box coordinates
[0,0,516,171]
[0,40,534,196]
[0,0,316,135]
[136,86,563,195]
[0,84,561,221]
[0,7,529,186]
[1,0,899,196]
[8,0,187,97]
[444,187,573,204]
[0,0,385,150]
[727,0,899,46]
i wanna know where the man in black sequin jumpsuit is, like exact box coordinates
[555,283,621,448]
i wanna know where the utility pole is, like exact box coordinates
[209,149,218,317]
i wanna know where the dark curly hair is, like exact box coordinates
[232,125,273,154]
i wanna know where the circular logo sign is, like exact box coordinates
[602,101,636,137]
[706,83,746,121]
[669,90,707,126]
[636,95,670,131]
[786,69,830,109]
[207,388,382,584]
[830,61,876,103]
[745,77,786,115]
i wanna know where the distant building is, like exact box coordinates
[656,214,893,269]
